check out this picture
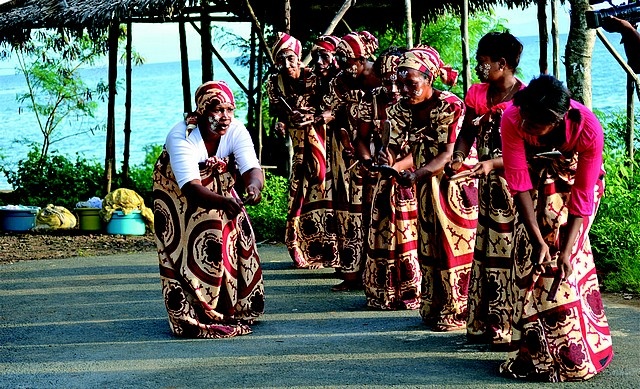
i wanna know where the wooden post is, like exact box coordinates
[122,22,133,186]
[104,22,118,195]
[302,0,355,65]
[551,0,560,78]
[201,10,213,82]
[405,0,413,48]
[460,0,470,95]
[179,21,192,114]
[537,0,549,74]
[284,0,291,34]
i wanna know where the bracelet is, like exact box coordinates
[453,150,466,161]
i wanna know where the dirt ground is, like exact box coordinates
[0,229,156,264]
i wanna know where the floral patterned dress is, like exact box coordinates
[388,91,478,330]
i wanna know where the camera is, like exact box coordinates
[586,0,640,29]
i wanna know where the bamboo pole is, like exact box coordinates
[302,0,355,65]
[595,30,640,97]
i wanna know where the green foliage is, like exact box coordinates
[591,110,640,294]
[1,145,104,211]
[0,144,162,211]
[245,172,288,242]
[376,11,508,97]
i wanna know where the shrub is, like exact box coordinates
[245,171,288,243]
[591,110,640,294]
[1,145,103,210]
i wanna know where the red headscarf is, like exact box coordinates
[336,31,379,59]
[312,35,340,53]
[399,46,458,87]
[272,32,302,58]
[185,81,235,132]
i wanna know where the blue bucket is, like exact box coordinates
[105,210,146,236]
[0,206,40,232]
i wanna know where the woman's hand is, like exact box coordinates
[397,170,416,187]
[445,152,464,177]
[469,160,494,178]
[221,197,244,218]
[557,251,573,281]
[243,184,262,206]
[531,239,552,272]
[275,121,286,137]
[377,148,393,166]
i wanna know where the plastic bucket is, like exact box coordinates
[75,208,103,232]
[0,206,40,232]
[106,210,146,236]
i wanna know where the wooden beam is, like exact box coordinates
[302,0,355,65]
[104,22,118,195]
[244,0,275,66]
[201,11,213,82]
[189,21,249,95]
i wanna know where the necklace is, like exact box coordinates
[488,81,518,107]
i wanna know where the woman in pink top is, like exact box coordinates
[499,75,613,381]
[447,31,524,350]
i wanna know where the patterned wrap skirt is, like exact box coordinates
[364,176,421,309]
[499,168,613,381]
[466,170,516,346]
[153,150,265,338]
[418,173,479,330]
[285,123,339,268]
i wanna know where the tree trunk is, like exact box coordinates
[537,0,549,74]
[565,0,595,107]
[104,23,118,195]
[284,0,291,34]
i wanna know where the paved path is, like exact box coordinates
[0,244,638,388]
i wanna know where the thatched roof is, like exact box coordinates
[0,0,536,45]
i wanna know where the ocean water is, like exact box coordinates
[0,33,634,190]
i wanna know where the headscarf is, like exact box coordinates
[312,34,340,53]
[185,80,235,132]
[336,31,379,59]
[194,80,235,114]
[379,54,401,75]
[272,32,302,58]
[399,46,458,87]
